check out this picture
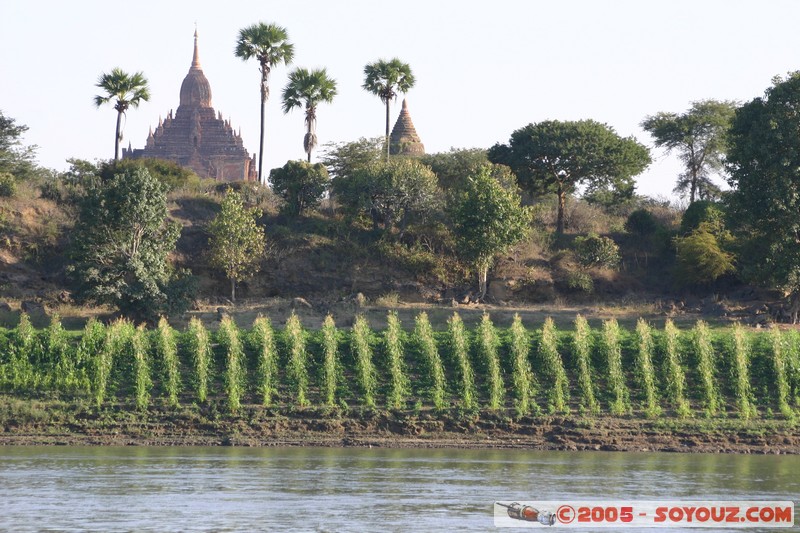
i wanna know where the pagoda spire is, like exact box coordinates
[191,28,201,69]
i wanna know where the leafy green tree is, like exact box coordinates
[420,148,517,198]
[625,209,660,237]
[62,158,200,197]
[100,158,200,191]
[332,158,438,234]
[94,68,151,161]
[0,172,16,197]
[674,222,735,286]
[420,148,490,190]
[61,158,100,186]
[0,111,28,158]
[452,168,532,299]
[574,233,620,270]
[642,100,736,203]
[680,200,725,235]
[207,188,266,303]
[0,111,39,180]
[269,159,329,216]
[68,167,192,320]
[727,73,800,319]
[321,137,384,181]
[235,22,295,184]
[282,67,337,162]
[362,58,415,160]
[489,120,650,234]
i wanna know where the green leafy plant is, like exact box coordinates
[320,315,340,406]
[413,312,447,410]
[730,323,756,420]
[75,318,106,395]
[476,314,504,409]
[186,317,212,403]
[574,233,621,270]
[68,166,192,321]
[252,316,278,406]
[384,312,410,409]
[447,312,476,410]
[268,159,330,215]
[601,319,630,415]
[132,324,152,411]
[351,315,377,407]
[509,314,537,416]
[207,188,266,303]
[218,316,245,413]
[674,225,735,286]
[489,119,650,234]
[625,209,660,237]
[538,317,570,414]
[94,318,132,407]
[634,319,661,418]
[451,168,532,299]
[566,271,594,294]
[7,312,36,390]
[43,314,74,391]
[663,319,691,418]
[285,312,309,406]
[155,317,180,407]
[0,172,17,197]
[767,326,794,419]
[573,315,599,415]
[692,320,721,416]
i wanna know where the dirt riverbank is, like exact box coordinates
[1,399,797,454]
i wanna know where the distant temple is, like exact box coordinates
[389,99,425,156]
[124,31,257,181]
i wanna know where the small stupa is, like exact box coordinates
[389,99,425,156]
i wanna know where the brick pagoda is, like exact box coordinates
[389,98,425,156]
[124,31,257,181]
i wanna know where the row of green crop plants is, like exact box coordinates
[1,312,799,420]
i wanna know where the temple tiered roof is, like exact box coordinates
[124,31,256,181]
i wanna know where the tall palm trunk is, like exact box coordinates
[114,110,123,161]
[688,145,698,204]
[384,100,391,161]
[259,78,267,185]
[304,107,317,163]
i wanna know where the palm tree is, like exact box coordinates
[235,22,294,185]
[362,58,415,160]
[282,68,337,162]
[94,68,150,161]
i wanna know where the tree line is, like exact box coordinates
[4,20,800,321]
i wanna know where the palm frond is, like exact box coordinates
[235,22,294,67]
[282,67,337,114]
[94,68,150,109]
[362,58,415,100]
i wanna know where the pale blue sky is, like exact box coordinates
[2,0,799,198]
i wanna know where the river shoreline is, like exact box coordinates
[2,398,798,454]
